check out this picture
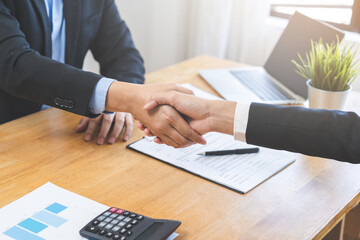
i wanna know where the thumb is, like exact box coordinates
[143,94,171,110]
[143,99,159,110]
[76,117,89,133]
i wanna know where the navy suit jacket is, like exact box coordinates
[246,103,360,163]
[0,0,145,124]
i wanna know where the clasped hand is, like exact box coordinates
[137,91,215,146]
[86,82,208,148]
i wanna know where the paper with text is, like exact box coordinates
[129,132,296,193]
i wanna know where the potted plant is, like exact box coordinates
[292,38,360,110]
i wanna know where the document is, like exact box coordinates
[0,183,179,240]
[128,132,296,194]
[128,83,296,193]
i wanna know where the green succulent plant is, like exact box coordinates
[292,37,360,91]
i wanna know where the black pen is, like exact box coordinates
[197,147,260,156]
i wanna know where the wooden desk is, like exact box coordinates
[1,56,360,240]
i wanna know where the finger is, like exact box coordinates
[155,119,193,148]
[123,114,133,141]
[76,117,89,133]
[143,99,160,110]
[166,127,195,148]
[144,92,173,110]
[85,116,102,142]
[174,85,194,95]
[158,134,181,148]
[165,109,206,145]
[144,128,154,137]
[136,122,146,131]
[154,137,163,144]
[97,113,115,145]
[108,113,125,144]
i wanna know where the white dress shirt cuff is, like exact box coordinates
[89,78,116,114]
[233,102,251,142]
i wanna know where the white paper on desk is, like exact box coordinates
[134,84,295,193]
[129,132,296,194]
[0,182,179,240]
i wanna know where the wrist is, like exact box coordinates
[106,81,141,113]
[209,100,236,135]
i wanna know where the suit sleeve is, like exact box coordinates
[0,2,102,116]
[90,0,145,84]
[246,103,360,163]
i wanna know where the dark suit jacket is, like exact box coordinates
[246,103,360,163]
[0,0,145,124]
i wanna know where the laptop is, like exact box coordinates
[199,12,345,104]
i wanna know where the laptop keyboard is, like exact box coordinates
[231,71,295,101]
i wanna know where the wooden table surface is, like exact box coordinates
[1,56,360,240]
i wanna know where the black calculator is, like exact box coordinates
[79,207,181,240]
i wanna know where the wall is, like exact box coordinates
[83,2,360,91]
[83,0,189,74]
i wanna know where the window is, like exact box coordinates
[269,0,360,33]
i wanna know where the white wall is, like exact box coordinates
[83,1,360,91]
[83,0,189,74]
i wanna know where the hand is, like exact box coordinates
[76,112,133,145]
[105,82,206,148]
[139,91,236,143]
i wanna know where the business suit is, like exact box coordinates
[0,0,144,124]
[246,103,360,163]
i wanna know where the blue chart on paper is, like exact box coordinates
[3,202,68,240]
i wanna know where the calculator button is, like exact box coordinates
[126,231,132,236]
[104,217,112,223]
[120,229,127,234]
[113,234,122,240]
[116,215,125,221]
[123,211,130,216]
[99,229,107,235]
[105,224,114,230]
[130,213,137,218]
[120,237,126,240]
[103,212,112,216]
[123,217,131,222]
[111,220,119,225]
[125,224,133,230]
[118,221,126,227]
[98,222,107,228]
[112,226,121,232]
[109,208,118,213]
[136,215,144,220]
[85,225,99,233]
[116,209,124,215]
[110,213,118,218]
[106,232,114,238]
[92,220,100,226]
[97,216,106,221]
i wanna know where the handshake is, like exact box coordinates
[105,81,236,148]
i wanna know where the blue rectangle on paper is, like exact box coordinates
[32,210,67,227]
[45,203,67,214]
[17,218,47,234]
[3,226,45,240]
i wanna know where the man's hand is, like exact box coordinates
[105,82,207,148]
[76,112,133,145]
[139,92,236,144]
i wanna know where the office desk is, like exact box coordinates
[0,56,360,240]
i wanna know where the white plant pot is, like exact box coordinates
[307,80,351,110]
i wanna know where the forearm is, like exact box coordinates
[246,103,360,163]
[105,81,138,113]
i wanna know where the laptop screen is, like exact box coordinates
[264,12,345,98]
